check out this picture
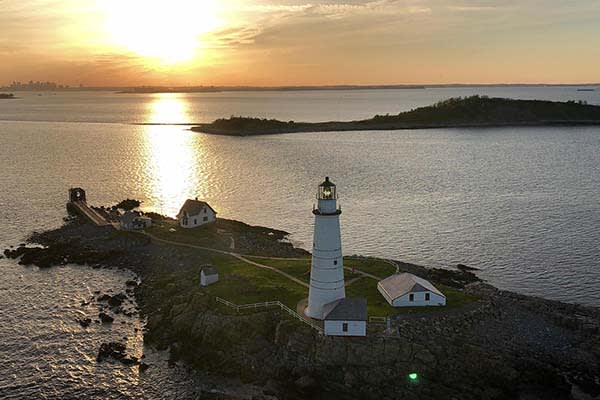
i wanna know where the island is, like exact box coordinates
[0,93,16,99]
[191,96,600,136]
[4,194,600,400]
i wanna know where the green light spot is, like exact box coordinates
[408,373,418,381]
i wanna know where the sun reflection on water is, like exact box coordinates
[143,94,203,216]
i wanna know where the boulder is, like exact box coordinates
[108,293,126,308]
[97,342,140,365]
[99,312,114,324]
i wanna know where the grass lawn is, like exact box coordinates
[201,254,308,309]
[245,257,362,283]
[346,278,480,317]
[144,228,477,318]
[343,257,397,279]
[147,220,230,249]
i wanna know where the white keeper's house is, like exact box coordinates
[377,273,446,307]
[177,198,217,228]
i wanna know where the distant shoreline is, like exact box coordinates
[190,96,600,136]
[1,83,598,94]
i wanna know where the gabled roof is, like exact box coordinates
[201,265,218,276]
[323,297,367,321]
[378,273,445,300]
[177,199,217,217]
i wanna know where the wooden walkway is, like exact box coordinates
[69,201,111,226]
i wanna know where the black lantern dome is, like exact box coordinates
[318,177,337,200]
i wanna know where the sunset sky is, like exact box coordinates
[1,0,600,86]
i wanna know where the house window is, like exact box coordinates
[183,217,188,226]
[203,216,208,222]
[409,293,414,302]
[194,218,197,225]
[425,293,430,301]
[342,323,348,332]
[333,260,337,265]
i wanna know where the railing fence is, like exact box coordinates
[215,297,324,334]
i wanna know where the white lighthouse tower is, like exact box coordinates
[305,177,346,320]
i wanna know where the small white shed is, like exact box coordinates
[377,273,446,307]
[120,211,152,231]
[177,198,217,229]
[322,298,367,337]
[200,265,219,287]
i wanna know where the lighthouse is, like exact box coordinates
[305,177,346,320]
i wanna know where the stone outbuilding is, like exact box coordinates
[177,198,217,228]
[120,211,152,231]
[322,297,367,337]
[377,273,446,307]
[200,265,219,286]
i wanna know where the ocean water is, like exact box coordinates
[1,87,599,397]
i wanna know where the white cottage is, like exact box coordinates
[177,198,217,228]
[120,211,152,231]
[322,297,367,337]
[377,273,446,307]
[200,265,219,286]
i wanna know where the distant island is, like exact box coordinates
[0,93,16,99]
[191,96,600,136]
[117,84,427,94]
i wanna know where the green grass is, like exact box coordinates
[147,221,230,249]
[223,256,477,318]
[201,254,308,309]
[346,278,479,317]
[144,228,477,318]
[245,257,362,283]
[343,257,397,279]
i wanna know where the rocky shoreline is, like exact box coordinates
[5,217,600,399]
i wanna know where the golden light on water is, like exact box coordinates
[101,0,222,64]
[144,94,203,216]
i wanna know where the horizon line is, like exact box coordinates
[2,82,599,92]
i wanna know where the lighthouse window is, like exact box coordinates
[333,260,337,265]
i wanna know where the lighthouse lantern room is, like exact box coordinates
[305,177,346,320]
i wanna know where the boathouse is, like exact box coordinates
[323,297,367,337]
[177,198,217,228]
[377,273,446,307]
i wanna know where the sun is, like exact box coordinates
[101,0,221,64]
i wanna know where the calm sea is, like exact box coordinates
[1,86,599,397]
